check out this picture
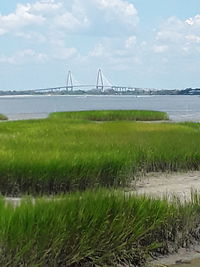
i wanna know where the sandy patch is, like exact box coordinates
[150,245,200,266]
[135,171,200,201]
[133,171,200,266]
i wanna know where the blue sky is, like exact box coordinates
[0,0,200,90]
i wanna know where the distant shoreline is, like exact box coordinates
[0,87,200,97]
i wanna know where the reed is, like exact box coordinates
[0,111,199,194]
[0,111,199,266]
[0,190,199,266]
[49,109,169,121]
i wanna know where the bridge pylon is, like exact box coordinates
[96,69,104,92]
[66,70,73,91]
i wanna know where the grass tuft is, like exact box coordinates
[0,111,199,194]
[0,114,8,120]
[0,190,199,266]
[49,110,169,121]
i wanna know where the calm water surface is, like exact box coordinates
[0,95,199,121]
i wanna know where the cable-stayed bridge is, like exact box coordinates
[33,69,141,93]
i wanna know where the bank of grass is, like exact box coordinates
[0,111,200,194]
[0,190,200,266]
[0,114,8,120]
[49,110,169,121]
[0,111,200,266]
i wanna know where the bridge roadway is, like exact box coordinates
[28,85,139,93]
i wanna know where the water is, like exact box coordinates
[170,258,200,267]
[0,95,199,121]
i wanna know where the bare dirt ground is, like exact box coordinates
[135,171,200,201]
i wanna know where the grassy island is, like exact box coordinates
[0,110,172,194]
[0,114,8,120]
[49,109,169,121]
[0,110,200,195]
[0,110,200,266]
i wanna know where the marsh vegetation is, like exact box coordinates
[0,110,200,195]
[1,190,200,266]
[49,109,169,121]
[0,114,8,120]
[0,110,200,266]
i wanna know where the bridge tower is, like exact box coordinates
[96,69,104,92]
[66,70,73,91]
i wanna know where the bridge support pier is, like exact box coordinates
[66,71,73,92]
[96,69,104,92]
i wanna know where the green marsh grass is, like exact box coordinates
[0,110,200,194]
[49,109,169,121]
[0,114,8,120]
[0,190,200,266]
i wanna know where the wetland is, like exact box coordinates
[0,109,200,266]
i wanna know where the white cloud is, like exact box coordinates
[0,1,87,36]
[90,43,106,57]
[53,47,77,60]
[0,0,139,66]
[153,14,200,55]
[94,0,139,28]
[125,36,137,48]
[0,3,45,35]
[0,49,48,64]
[153,45,169,53]
[87,35,142,71]
[0,0,139,36]
[185,15,200,27]
[15,31,46,42]
[30,1,62,13]
[185,34,200,43]
[155,17,184,43]
[50,39,78,60]
[53,12,89,31]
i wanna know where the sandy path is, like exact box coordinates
[135,171,200,201]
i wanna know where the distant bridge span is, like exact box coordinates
[33,85,138,93]
[27,69,145,93]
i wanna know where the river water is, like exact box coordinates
[0,95,199,121]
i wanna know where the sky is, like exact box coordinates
[0,0,200,90]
